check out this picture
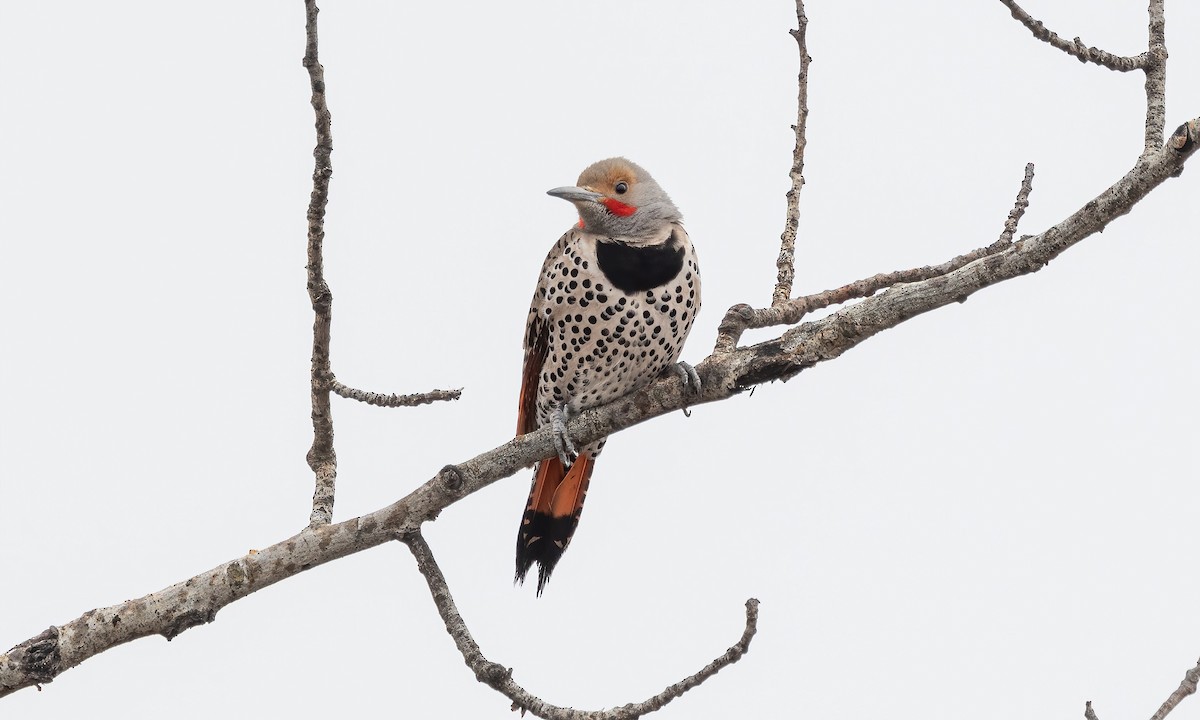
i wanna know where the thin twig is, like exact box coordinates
[1143,0,1168,154]
[997,0,1144,72]
[1149,657,1200,720]
[402,531,759,720]
[998,163,1036,244]
[716,163,1037,354]
[772,0,810,306]
[330,379,462,408]
[303,0,337,528]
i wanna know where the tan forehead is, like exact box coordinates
[577,159,639,190]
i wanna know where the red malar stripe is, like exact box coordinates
[600,197,637,217]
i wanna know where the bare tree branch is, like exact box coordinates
[1149,657,1200,720]
[997,0,1145,71]
[999,0,1168,156]
[403,532,759,719]
[5,2,1200,711]
[998,163,1036,244]
[302,0,337,528]
[1143,0,1168,154]
[330,378,462,408]
[716,162,1036,353]
[4,119,1196,699]
[772,0,809,306]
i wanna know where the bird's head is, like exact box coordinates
[547,157,681,242]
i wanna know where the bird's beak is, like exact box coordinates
[546,186,604,203]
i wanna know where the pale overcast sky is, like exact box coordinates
[3,2,1200,718]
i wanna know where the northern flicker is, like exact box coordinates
[515,157,701,594]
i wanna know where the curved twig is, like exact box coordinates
[330,378,462,408]
[403,532,759,720]
[997,0,1145,72]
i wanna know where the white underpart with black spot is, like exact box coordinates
[527,225,701,459]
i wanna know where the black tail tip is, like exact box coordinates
[514,561,556,597]
[515,513,574,596]
[514,548,561,597]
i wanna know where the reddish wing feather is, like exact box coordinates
[517,314,548,436]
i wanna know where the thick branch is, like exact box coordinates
[3,119,1196,699]
[403,532,758,720]
[997,0,1145,71]
[330,378,462,408]
[303,0,338,528]
[773,0,809,306]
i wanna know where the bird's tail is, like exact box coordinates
[514,452,594,595]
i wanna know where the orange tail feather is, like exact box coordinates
[515,452,594,595]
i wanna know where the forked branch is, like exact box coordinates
[716,163,1037,354]
[403,532,759,720]
[998,0,1168,155]
[301,0,458,528]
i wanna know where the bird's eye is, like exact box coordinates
[614,182,628,194]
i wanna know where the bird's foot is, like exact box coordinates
[676,361,702,395]
[670,361,702,417]
[550,404,577,467]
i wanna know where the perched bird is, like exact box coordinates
[515,157,701,594]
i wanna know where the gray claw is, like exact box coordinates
[678,361,702,394]
[550,405,577,466]
[675,362,701,417]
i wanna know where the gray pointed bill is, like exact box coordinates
[546,186,604,203]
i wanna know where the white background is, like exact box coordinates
[3,2,1199,718]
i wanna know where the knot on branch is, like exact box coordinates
[1149,43,1168,66]
[728,303,755,322]
[1171,121,1197,153]
[714,303,756,352]
[439,465,466,495]
[225,560,249,589]
[1068,37,1095,64]
[306,285,333,314]
[162,607,219,641]
[5,626,61,687]
[475,661,512,683]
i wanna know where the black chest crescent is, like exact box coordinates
[595,237,685,293]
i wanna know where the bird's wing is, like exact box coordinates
[517,311,548,437]
[517,233,568,436]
